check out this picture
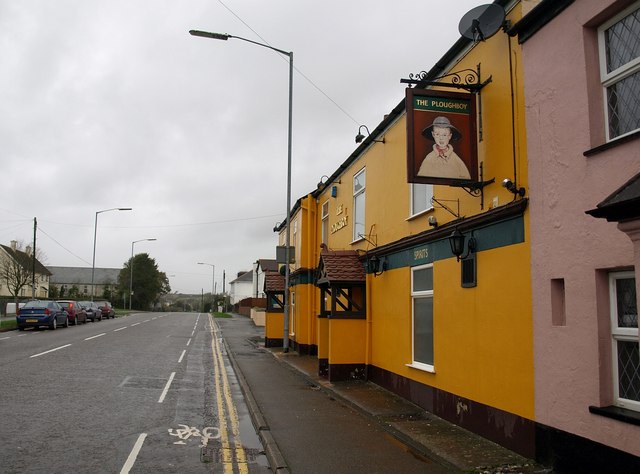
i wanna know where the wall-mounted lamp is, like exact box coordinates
[317,175,329,189]
[502,178,526,197]
[448,229,476,262]
[428,216,438,227]
[369,255,387,276]
[355,125,385,144]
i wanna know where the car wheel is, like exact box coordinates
[64,317,69,328]
[50,318,57,330]
[74,316,79,326]
[18,326,24,331]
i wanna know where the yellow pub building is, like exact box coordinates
[267,0,535,457]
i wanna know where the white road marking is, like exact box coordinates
[114,327,127,332]
[158,372,176,403]
[186,338,192,346]
[0,336,10,341]
[178,349,186,364]
[131,322,140,327]
[31,344,72,358]
[120,433,147,474]
[85,333,106,341]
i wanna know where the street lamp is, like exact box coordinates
[197,262,215,312]
[190,29,293,351]
[91,207,132,300]
[130,238,157,310]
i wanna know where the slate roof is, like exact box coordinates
[0,245,51,275]
[230,270,253,284]
[586,171,640,222]
[264,271,285,292]
[256,259,278,272]
[48,266,121,285]
[317,250,366,285]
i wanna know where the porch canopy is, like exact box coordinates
[264,271,285,312]
[315,249,366,319]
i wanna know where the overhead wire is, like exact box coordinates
[37,226,92,266]
[216,0,361,126]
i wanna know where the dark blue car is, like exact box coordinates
[16,300,69,330]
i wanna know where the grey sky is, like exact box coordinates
[0,0,486,294]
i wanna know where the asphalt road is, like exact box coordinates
[0,312,268,473]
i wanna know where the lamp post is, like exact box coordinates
[130,238,157,310]
[198,262,216,311]
[197,262,215,312]
[91,207,132,300]
[190,29,293,351]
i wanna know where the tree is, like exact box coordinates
[117,253,170,310]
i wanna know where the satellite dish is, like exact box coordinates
[459,4,506,42]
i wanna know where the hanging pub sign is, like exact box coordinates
[406,88,478,185]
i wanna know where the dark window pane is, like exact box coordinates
[413,267,433,292]
[616,277,638,328]
[414,297,433,365]
[605,8,640,72]
[607,71,640,138]
[618,340,640,402]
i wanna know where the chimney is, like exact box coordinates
[25,245,32,256]
[10,240,17,251]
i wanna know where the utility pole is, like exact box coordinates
[223,270,226,311]
[32,217,37,298]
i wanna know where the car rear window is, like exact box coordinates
[23,301,46,308]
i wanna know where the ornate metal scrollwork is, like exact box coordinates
[401,65,491,92]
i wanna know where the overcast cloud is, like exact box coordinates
[0,0,486,294]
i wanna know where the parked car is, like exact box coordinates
[96,301,115,319]
[16,300,69,330]
[58,300,87,325]
[78,301,102,322]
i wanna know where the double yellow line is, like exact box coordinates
[209,314,248,474]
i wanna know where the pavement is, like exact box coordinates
[217,313,552,474]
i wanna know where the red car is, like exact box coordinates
[57,300,87,325]
[97,301,115,319]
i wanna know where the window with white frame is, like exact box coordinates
[290,290,296,336]
[609,271,639,411]
[599,2,640,141]
[293,220,298,258]
[321,200,329,245]
[353,168,366,241]
[411,264,434,371]
[411,183,434,217]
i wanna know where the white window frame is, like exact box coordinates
[609,271,639,411]
[598,2,640,141]
[290,290,296,336]
[293,219,298,262]
[409,263,435,373]
[410,183,434,218]
[321,200,329,245]
[353,168,366,242]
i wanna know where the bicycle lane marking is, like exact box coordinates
[209,314,249,474]
[158,372,176,404]
[120,433,147,474]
